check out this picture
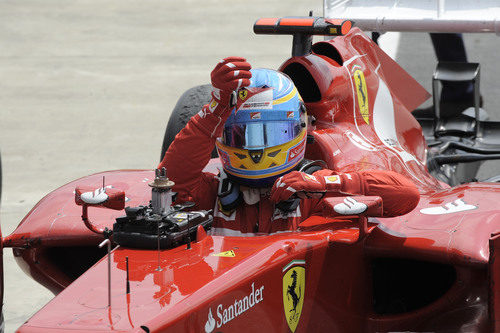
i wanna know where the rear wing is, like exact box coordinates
[254,17,352,56]
[324,0,500,34]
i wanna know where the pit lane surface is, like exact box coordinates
[0,1,499,331]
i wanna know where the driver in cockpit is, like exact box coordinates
[158,57,420,235]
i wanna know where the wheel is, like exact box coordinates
[160,84,216,162]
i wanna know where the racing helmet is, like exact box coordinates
[216,68,307,188]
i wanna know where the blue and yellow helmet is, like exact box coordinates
[216,68,306,188]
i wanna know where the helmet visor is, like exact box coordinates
[223,120,303,149]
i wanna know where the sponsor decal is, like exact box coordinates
[420,199,477,215]
[303,174,318,182]
[237,89,274,111]
[205,308,216,333]
[241,101,273,110]
[345,130,378,151]
[334,197,368,215]
[287,111,294,119]
[384,138,398,147]
[250,112,261,120]
[218,150,231,167]
[283,260,305,333]
[324,175,341,184]
[172,212,189,222]
[173,213,188,219]
[209,99,218,112]
[238,89,248,100]
[197,109,207,118]
[204,282,265,332]
[211,250,236,257]
[288,140,305,161]
[353,69,369,124]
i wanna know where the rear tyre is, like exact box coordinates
[160,84,215,162]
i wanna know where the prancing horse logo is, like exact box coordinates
[353,69,369,124]
[287,270,302,314]
[283,260,306,332]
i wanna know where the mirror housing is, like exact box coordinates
[75,186,126,235]
[322,196,383,218]
[75,186,125,211]
[300,196,383,242]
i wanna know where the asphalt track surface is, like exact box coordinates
[0,1,499,332]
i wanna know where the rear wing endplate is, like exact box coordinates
[324,0,500,35]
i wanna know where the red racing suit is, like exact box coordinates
[159,109,420,235]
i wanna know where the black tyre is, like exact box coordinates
[160,84,216,162]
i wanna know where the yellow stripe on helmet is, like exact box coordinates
[272,86,299,105]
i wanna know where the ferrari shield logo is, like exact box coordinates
[283,260,305,332]
[353,69,369,124]
[238,89,248,100]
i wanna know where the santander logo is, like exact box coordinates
[205,308,216,333]
[289,141,305,161]
[204,282,264,332]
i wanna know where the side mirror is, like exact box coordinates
[75,186,126,235]
[75,187,125,211]
[321,196,383,218]
[300,196,383,242]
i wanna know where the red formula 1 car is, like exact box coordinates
[3,10,500,333]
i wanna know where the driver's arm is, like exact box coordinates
[270,169,420,217]
[158,110,221,210]
[158,57,252,210]
[318,169,420,217]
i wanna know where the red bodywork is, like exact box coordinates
[5,28,500,332]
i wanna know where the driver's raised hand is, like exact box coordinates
[210,57,252,116]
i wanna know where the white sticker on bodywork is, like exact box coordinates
[420,199,477,215]
[80,188,108,204]
[345,130,378,151]
[334,197,367,215]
